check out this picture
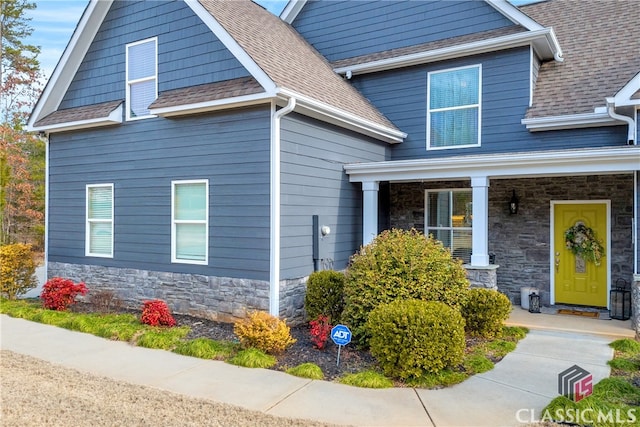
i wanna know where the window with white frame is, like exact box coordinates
[425,189,472,263]
[427,65,481,150]
[126,37,157,120]
[86,184,114,257]
[172,180,208,264]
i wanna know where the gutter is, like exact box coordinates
[606,97,636,145]
[269,97,296,317]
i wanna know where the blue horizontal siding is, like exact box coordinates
[280,114,389,279]
[60,0,249,109]
[293,0,514,62]
[47,106,271,281]
[349,47,629,160]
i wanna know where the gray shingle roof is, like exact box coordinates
[331,26,527,69]
[34,100,122,127]
[149,77,263,110]
[198,0,398,130]
[521,0,640,118]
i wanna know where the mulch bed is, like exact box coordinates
[71,303,376,381]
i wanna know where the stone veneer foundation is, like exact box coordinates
[48,262,307,324]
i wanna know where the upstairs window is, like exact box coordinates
[86,184,114,257]
[172,180,209,264]
[425,189,472,263]
[427,65,481,150]
[126,38,157,120]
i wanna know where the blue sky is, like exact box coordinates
[26,0,288,82]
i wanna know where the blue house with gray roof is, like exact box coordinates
[28,0,640,326]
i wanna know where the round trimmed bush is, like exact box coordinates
[366,299,466,379]
[342,228,470,346]
[461,288,512,338]
[304,270,345,323]
[233,311,296,354]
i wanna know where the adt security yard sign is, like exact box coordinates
[331,324,352,366]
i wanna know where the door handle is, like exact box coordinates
[555,252,560,273]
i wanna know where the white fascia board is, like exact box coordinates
[150,92,273,117]
[28,0,112,129]
[484,0,545,31]
[29,104,123,134]
[280,0,307,24]
[344,147,640,183]
[334,29,560,77]
[185,1,277,93]
[614,72,640,106]
[522,111,622,131]
[278,89,406,144]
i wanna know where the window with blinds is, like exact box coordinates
[425,189,472,264]
[126,38,157,120]
[427,65,481,150]
[86,184,113,257]
[172,180,208,264]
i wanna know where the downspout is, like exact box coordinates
[44,133,50,283]
[269,97,296,317]
[606,97,636,145]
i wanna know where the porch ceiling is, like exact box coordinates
[344,147,640,183]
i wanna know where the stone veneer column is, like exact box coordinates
[465,265,499,290]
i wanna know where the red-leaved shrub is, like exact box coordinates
[140,300,176,327]
[41,277,88,311]
[309,315,332,349]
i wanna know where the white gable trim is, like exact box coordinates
[278,88,406,144]
[185,0,276,94]
[280,0,307,24]
[521,111,622,131]
[334,29,562,77]
[345,147,640,183]
[485,0,544,31]
[30,104,123,134]
[150,93,273,117]
[614,72,640,107]
[27,0,111,130]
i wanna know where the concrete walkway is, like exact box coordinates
[0,311,622,427]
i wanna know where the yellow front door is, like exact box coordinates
[553,203,608,307]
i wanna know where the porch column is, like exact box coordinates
[471,176,490,266]
[362,181,379,246]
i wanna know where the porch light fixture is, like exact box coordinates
[509,190,519,215]
[528,292,541,313]
[610,279,631,320]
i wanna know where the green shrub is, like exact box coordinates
[233,311,296,354]
[461,288,512,338]
[0,243,37,300]
[366,299,466,379]
[304,270,345,323]
[342,229,470,346]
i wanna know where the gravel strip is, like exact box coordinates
[0,350,338,427]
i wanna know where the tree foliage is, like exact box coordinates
[1,0,44,247]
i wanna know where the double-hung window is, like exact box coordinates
[126,37,157,120]
[425,189,472,263]
[427,65,481,150]
[172,180,209,264]
[86,184,114,257]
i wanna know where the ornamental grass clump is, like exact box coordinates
[342,228,470,347]
[233,311,296,354]
[40,277,88,311]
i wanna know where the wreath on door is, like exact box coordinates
[564,222,604,266]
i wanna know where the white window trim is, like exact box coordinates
[426,64,482,151]
[171,179,209,265]
[424,188,472,258]
[125,37,158,121]
[86,183,114,258]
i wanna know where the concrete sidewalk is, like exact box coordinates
[0,314,616,427]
